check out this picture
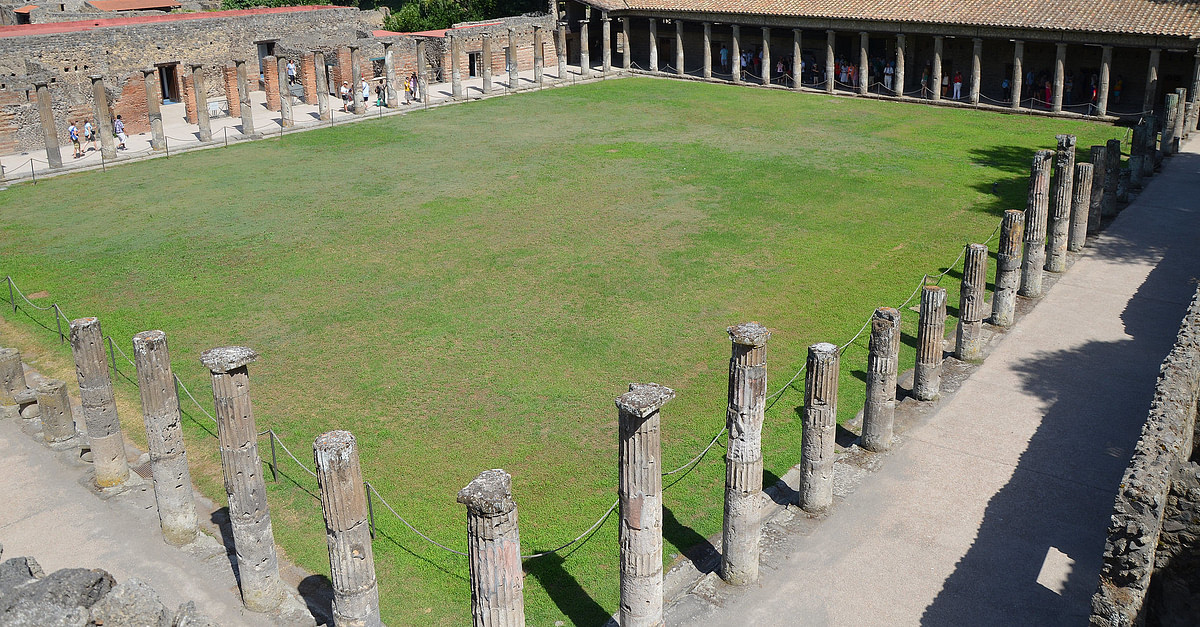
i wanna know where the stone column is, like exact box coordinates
[481,34,493,94]
[185,66,211,142]
[34,82,63,169]
[450,33,463,100]
[1097,46,1112,116]
[792,29,802,90]
[759,27,770,85]
[1145,49,1160,114]
[600,17,610,75]
[132,330,199,547]
[1069,163,1094,252]
[677,21,686,78]
[824,30,835,94]
[580,19,592,79]
[200,346,282,612]
[277,57,293,127]
[89,75,116,159]
[616,383,673,627]
[69,317,129,489]
[1142,115,1158,178]
[895,34,906,97]
[858,32,868,95]
[991,210,1025,327]
[36,379,76,446]
[231,60,255,136]
[314,430,382,627]
[1046,134,1076,272]
[1090,144,1108,228]
[1019,150,1053,297]
[1052,44,1066,112]
[458,469,524,627]
[0,348,27,420]
[1011,40,1024,110]
[140,70,165,151]
[649,19,659,73]
[931,36,943,102]
[1173,88,1188,152]
[621,18,630,72]
[703,22,712,79]
[969,38,982,105]
[382,43,397,107]
[1163,92,1179,155]
[534,26,545,85]
[1104,139,1120,216]
[956,244,989,361]
[721,323,769,585]
[314,52,331,121]
[731,25,741,84]
[913,286,947,401]
[508,28,519,90]
[799,343,839,512]
[861,308,901,452]
[350,46,363,114]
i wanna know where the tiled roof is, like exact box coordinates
[594,0,1200,38]
[12,4,36,12]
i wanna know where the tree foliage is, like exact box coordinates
[381,0,542,32]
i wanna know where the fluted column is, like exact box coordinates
[991,210,1025,327]
[616,383,674,627]
[559,20,569,77]
[481,34,493,94]
[383,42,398,107]
[315,430,382,627]
[600,16,610,75]
[89,75,117,159]
[861,307,901,452]
[133,330,199,547]
[1046,134,1076,272]
[535,26,545,85]
[858,32,868,95]
[1104,139,1120,216]
[931,36,943,102]
[1097,46,1112,116]
[1068,163,1094,252]
[721,322,769,585]
[69,317,129,489]
[824,30,835,94]
[580,18,591,79]
[969,38,982,105]
[201,346,282,612]
[458,469,523,627]
[1089,144,1107,230]
[895,34,906,97]
[1011,41,1024,110]
[0,348,28,419]
[1019,150,1053,297]
[760,27,770,85]
[703,23,712,79]
[677,21,686,78]
[508,28,519,90]
[232,60,256,134]
[1052,44,1065,112]
[350,46,364,114]
[649,19,659,73]
[955,244,989,360]
[186,67,211,141]
[621,18,630,72]
[277,57,293,126]
[792,29,802,90]
[36,379,76,446]
[450,33,463,99]
[799,343,838,512]
[913,286,947,401]
[731,25,741,84]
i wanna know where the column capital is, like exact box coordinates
[230,59,245,66]
[1056,42,1067,51]
[89,73,104,81]
[347,44,359,51]
[826,29,835,34]
[1101,44,1112,51]
[381,41,392,49]
[33,80,48,88]
[142,67,157,75]
[973,37,982,44]
[481,31,490,38]
[859,30,868,36]
[934,35,943,41]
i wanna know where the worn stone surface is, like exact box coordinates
[722,322,769,585]
[0,347,28,409]
[456,468,522,627]
[992,209,1025,327]
[68,317,128,489]
[1069,162,1094,252]
[1105,138,1121,216]
[34,379,75,445]
[1046,134,1076,272]
[861,307,901,452]
[914,286,948,400]
[314,430,381,627]
[1020,150,1053,297]
[956,243,989,360]
[799,342,839,512]
[89,577,170,627]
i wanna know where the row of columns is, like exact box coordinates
[447,26,548,100]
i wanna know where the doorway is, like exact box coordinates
[468,52,480,77]
[157,63,179,103]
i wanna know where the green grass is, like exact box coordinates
[0,78,1123,625]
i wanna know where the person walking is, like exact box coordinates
[286,60,296,86]
[83,119,97,152]
[113,115,126,150]
[68,121,82,158]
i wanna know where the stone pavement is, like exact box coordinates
[666,139,1200,625]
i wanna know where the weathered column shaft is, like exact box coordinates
[201,347,282,612]
[315,431,382,627]
[857,32,868,95]
[799,343,839,512]
[187,67,211,142]
[621,18,630,72]
[969,38,982,105]
[383,44,398,107]
[824,30,835,94]
[1173,88,1188,152]
[1068,163,1094,252]
[1097,46,1112,116]
[792,29,802,90]
[1046,134,1077,272]
[1011,40,1024,110]
[415,39,428,86]
[0,347,28,411]
[616,383,673,627]
[535,26,546,84]
[314,52,331,121]
[450,34,463,99]
[133,330,198,547]
[731,25,741,84]
[458,469,523,627]
[931,36,943,102]
[89,75,116,159]
[561,20,571,76]
[1089,144,1107,230]
[69,318,129,488]
[702,23,712,79]
[1145,49,1161,115]
[1143,115,1158,178]
[913,286,948,401]
[599,18,609,75]
[956,244,989,361]
[350,46,363,114]
[231,60,255,135]
[508,28,519,89]
[1020,150,1053,297]
[991,210,1026,327]
[34,83,63,168]
[677,21,685,78]
[1052,44,1066,112]
[721,322,769,585]
[35,379,76,445]
[861,308,901,452]
[895,34,906,96]
[580,20,591,79]
[1104,139,1121,217]
[481,34,493,94]
[141,70,165,150]
[760,27,771,85]
[1162,92,1179,155]
[277,57,293,126]
[649,19,659,73]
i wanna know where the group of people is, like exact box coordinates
[66,115,127,158]
[338,72,423,111]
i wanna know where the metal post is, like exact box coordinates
[9,277,15,312]
[54,304,63,342]
[269,428,278,482]
[107,335,116,373]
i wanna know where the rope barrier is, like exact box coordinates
[368,483,469,557]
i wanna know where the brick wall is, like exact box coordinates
[263,55,279,112]
[300,51,316,104]
[181,73,197,124]
[223,64,240,117]
[111,74,149,135]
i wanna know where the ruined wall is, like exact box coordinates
[1091,287,1200,627]
[440,14,555,79]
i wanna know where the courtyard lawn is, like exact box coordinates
[0,77,1123,625]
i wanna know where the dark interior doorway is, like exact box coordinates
[157,63,179,103]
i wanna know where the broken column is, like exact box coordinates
[0,348,29,420]
[1019,150,1053,298]
[1045,134,1076,273]
[314,52,331,121]
[616,382,674,627]
[799,342,839,512]
[721,322,769,585]
[132,330,199,547]
[35,379,76,446]
[1068,163,1094,252]
[350,46,363,114]
[314,430,382,627]
[913,286,947,401]
[277,57,293,127]
[450,33,463,100]
[189,65,212,142]
[234,59,256,135]
[457,468,524,627]
[200,346,282,612]
[955,244,989,361]
[141,70,165,151]
[1090,144,1108,229]
[1104,139,1120,216]
[89,75,116,159]
[1130,125,1146,190]
[991,210,1025,327]
[1143,115,1158,178]
[508,28,519,90]
[33,82,63,169]
[861,307,901,453]
[69,318,129,489]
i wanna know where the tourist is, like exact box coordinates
[920,66,929,97]
[340,80,350,111]
[848,64,857,89]
[84,119,96,152]
[720,44,729,72]
[403,75,412,104]
[361,80,370,108]
[68,121,81,158]
[1002,77,1011,102]
[1113,75,1123,103]
[114,115,126,150]
[839,60,848,86]
[952,70,963,100]
[1064,72,1074,105]
[883,61,893,91]
[941,70,949,97]
[286,59,296,85]
[411,72,420,100]
[775,58,783,83]
[1044,79,1052,107]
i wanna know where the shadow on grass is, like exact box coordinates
[525,553,611,626]
[663,505,718,575]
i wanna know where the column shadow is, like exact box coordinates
[524,552,611,626]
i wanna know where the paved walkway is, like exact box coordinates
[668,140,1200,625]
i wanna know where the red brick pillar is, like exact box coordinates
[181,77,198,124]
[263,55,280,112]
[223,64,241,118]
[301,52,317,105]
[335,47,352,92]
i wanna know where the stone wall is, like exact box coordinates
[1091,286,1200,627]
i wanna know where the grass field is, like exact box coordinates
[0,77,1123,625]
